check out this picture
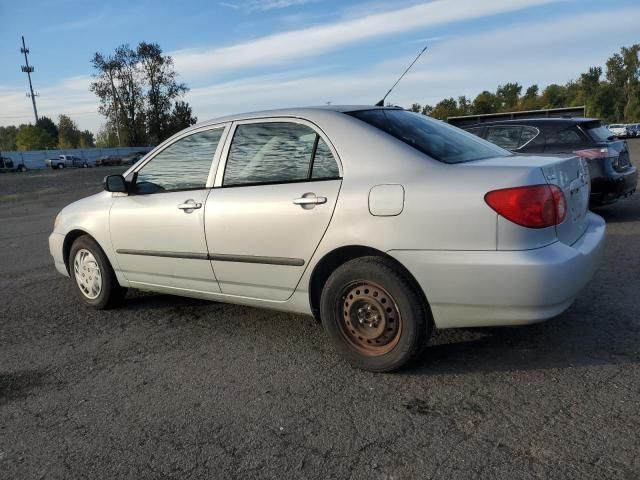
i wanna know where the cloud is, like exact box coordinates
[181,7,640,122]
[219,0,320,13]
[174,0,561,78]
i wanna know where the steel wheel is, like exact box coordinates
[339,281,402,356]
[73,249,102,299]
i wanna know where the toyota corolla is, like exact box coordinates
[49,106,606,372]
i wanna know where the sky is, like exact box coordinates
[0,0,639,134]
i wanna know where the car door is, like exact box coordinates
[109,124,229,292]
[204,119,342,301]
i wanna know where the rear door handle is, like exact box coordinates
[293,195,327,206]
[178,200,202,212]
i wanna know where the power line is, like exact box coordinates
[20,35,39,123]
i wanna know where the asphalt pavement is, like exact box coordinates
[1,141,639,479]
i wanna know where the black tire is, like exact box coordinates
[58,164,65,169]
[18,165,27,172]
[320,256,432,372]
[69,235,127,309]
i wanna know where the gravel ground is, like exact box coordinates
[1,142,639,479]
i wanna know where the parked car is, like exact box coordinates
[49,106,605,372]
[627,124,640,137]
[464,118,637,206]
[607,124,628,138]
[96,155,123,167]
[46,155,91,169]
[121,151,149,165]
[0,156,27,172]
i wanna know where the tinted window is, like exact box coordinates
[312,138,340,179]
[519,126,540,147]
[466,126,483,137]
[348,109,510,164]
[546,128,582,145]
[223,122,340,186]
[586,124,613,142]
[485,126,522,150]
[135,128,222,193]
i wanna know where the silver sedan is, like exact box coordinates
[49,106,605,371]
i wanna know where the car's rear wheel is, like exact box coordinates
[320,256,432,372]
[69,235,126,309]
[18,165,27,172]
[58,163,65,169]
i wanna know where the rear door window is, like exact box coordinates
[485,126,522,150]
[223,122,340,187]
[546,127,583,145]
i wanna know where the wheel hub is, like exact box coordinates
[73,249,102,300]
[341,282,402,356]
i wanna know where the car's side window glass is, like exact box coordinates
[546,128,582,145]
[485,126,522,150]
[223,122,318,187]
[518,126,539,148]
[466,126,483,137]
[135,129,223,194]
[311,137,339,179]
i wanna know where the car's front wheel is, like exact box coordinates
[320,256,432,372]
[69,235,126,309]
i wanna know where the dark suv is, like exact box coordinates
[464,118,637,206]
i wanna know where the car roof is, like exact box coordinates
[194,105,401,129]
[468,117,601,128]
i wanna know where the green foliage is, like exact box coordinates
[95,124,120,148]
[91,41,196,146]
[79,130,96,148]
[409,44,640,123]
[36,116,59,145]
[15,125,55,151]
[0,125,19,151]
[57,114,81,148]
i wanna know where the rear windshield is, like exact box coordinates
[584,123,613,142]
[347,109,510,164]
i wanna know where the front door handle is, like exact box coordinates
[178,200,202,212]
[293,194,327,206]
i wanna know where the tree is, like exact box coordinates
[57,114,81,148]
[496,82,522,110]
[472,91,499,114]
[409,103,422,113]
[539,84,568,109]
[520,85,541,110]
[79,130,96,148]
[36,116,59,145]
[0,125,19,151]
[430,98,460,120]
[138,42,188,144]
[15,125,55,151]
[91,41,195,146]
[96,123,120,148]
[168,101,197,135]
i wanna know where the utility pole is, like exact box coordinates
[20,36,39,123]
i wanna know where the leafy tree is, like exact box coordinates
[15,125,55,151]
[431,98,460,120]
[96,123,120,148]
[520,85,541,111]
[0,125,19,151]
[496,82,522,110]
[168,101,197,136]
[409,103,422,113]
[57,114,81,148]
[421,104,434,116]
[79,130,96,148]
[472,91,499,114]
[36,116,59,145]
[91,41,195,145]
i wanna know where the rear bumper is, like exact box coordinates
[389,212,606,329]
[49,232,69,277]
[590,163,637,205]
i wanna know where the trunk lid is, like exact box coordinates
[540,155,590,245]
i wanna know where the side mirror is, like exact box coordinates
[104,175,128,193]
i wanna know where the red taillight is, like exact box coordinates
[574,148,609,160]
[485,184,567,228]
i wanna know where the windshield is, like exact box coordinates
[585,123,614,142]
[347,109,511,164]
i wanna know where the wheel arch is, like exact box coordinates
[63,229,96,274]
[308,245,431,323]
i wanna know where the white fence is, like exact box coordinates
[1,146,154,169]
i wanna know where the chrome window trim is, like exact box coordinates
[212,116,343,188]
[122,122,231,190]
[484,125,541,151]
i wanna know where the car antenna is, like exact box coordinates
[375,45,428,107]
